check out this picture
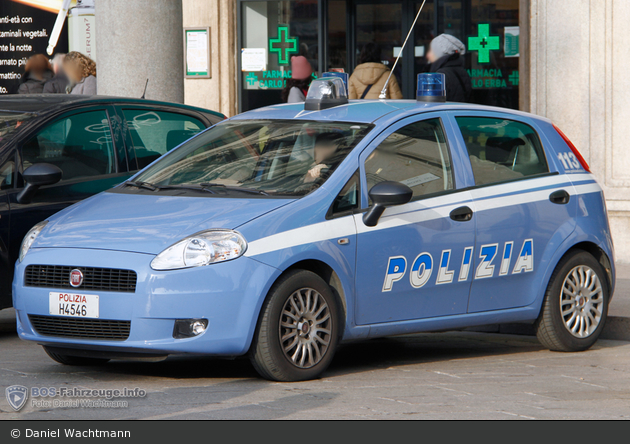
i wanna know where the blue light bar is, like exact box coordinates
[417,73,446,102]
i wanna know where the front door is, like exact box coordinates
[0,152,13,308]
[354,114,476,325]
[6,106,128,305]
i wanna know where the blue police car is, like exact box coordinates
[13,74,615,381]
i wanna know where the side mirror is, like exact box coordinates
[363,181,413,227]
[17,163,63,204]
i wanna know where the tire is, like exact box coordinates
[249,270,340,381]
[535,250,609,352]
[43,347,110,366]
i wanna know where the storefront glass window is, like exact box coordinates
[240,1,521,111]
[327,1,347,72]
[241,0,319,111]
[467,0,520,109]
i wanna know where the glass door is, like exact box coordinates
[340,0,520,106]
[353,1,403,96]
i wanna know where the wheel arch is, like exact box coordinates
[564,241,614,297]
[283,259,348,336]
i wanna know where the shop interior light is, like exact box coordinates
[416,73,447,102]
[304,77,349,111]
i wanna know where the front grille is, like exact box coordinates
[25,265,137,293]
[29,315,131,340]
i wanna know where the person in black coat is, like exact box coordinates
[18,54,54,94]
[427,34,472,103]
[43,53,69,94]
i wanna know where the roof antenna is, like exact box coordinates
[379,0,428,99]
[141,79,149,99]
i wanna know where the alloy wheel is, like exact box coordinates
[279,287,332,368]
[560,265,604,338]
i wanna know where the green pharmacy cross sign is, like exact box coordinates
[246,72,258,86]
[468,24,500,64]
[269,26,298,65]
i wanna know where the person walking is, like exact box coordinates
[426,34,472,102]
[17,54,54,94]
[348,43,402,100]
[43,53,69,94]
[63,51,97,95]
[282,55,313,103]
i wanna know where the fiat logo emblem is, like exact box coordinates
[69,269,83,287]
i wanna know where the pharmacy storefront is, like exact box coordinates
[238,0,520,112]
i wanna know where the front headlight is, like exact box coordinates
[151,230,247,271]
[20,221,48,262]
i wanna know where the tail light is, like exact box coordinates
[553,124,590,172]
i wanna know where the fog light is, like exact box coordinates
[173,319,208,339]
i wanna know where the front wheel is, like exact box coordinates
[249,270,340,381]
[535,250,609,352]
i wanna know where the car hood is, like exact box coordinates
[35,191,295,254]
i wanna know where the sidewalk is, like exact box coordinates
[2,265,630,339]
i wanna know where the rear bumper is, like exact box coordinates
[13,247,278,357]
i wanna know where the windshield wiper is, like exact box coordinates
[199,183,270,196]
[123,180,160,191]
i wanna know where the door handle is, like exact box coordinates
[550,189,570,205]
[450,206,473,222]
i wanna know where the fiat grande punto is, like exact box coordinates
[13,75,615,381]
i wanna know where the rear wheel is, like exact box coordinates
[43,347,110,366]
[536,250,609,352]
[249,270,340,381]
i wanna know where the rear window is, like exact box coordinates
[456,117,549,186]
[123,109,205,170]
[0,111,35,143]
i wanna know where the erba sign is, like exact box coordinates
[383,239,533,292]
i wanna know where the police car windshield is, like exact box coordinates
[134,119,372,197]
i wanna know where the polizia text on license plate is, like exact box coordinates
[49,292,99,318]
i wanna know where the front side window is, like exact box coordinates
[364,118,454,201]
[132,120,372,197]
[330,170,360,216]
[0,112,35,144]
[0,156,14,190]
[123,110,205,170]
[21,110,116,181]
[456,117,549,187]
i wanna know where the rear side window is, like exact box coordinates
[123,110,205,169]
[456,117,549,186]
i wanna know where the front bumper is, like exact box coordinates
[13,247,278,357]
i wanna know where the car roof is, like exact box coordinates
[0,94,225,119]
[232,100,550,125]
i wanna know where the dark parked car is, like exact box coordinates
[0,95,225,308]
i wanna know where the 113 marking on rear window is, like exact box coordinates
[557,152,582,170]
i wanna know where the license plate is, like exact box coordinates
[49,292,99,318]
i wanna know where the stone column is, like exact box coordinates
[528,0,630,263]
[95,0,184,103]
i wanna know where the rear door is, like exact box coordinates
[353,113,477,325]
[449,112,577,312]
[118,107,207,172]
